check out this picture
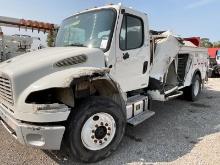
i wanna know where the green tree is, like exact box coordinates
[200,38,213,48]
[47,30,57,47]
[213,41,220,48]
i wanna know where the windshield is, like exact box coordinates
[55,9,116,51]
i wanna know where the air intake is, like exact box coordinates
[55,54,87,67]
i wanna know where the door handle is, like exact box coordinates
[123,52,130,60]
[143,61,148,74]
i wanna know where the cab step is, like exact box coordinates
[127,110,155,126]
[165,91,183,100]
[127,95,147,105]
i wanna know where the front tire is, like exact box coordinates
[65,97,126,163]
[183,74,201,101]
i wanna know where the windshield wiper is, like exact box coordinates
[65,43,87,47]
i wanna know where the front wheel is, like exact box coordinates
[183,74,201,101]
[65,97,126,163]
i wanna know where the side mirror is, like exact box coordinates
[121,9,125,14]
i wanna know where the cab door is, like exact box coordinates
[111,8,150,92]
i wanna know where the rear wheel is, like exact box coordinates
[183,74,201,101]
[65,97,126,163]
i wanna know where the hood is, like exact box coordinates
[0,47,105,74]
[0,47,105,100]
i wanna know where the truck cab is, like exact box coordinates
[55,5,151,92]
[0,4,208,163]
[216,50,220,65]
[208,48,220,77]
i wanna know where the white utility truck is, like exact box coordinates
[0,4,208,163]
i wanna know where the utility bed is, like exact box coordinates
[148,31,208,101]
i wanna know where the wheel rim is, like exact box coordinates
[81,112,116,151]
[193,79,200,96]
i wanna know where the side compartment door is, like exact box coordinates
[111,9,150,92]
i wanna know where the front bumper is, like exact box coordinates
[0,104,65,150]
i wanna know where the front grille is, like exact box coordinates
[0,75,14,105]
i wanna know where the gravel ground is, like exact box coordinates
[1,78,220,165]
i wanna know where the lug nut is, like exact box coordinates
[92,130,95,133]
[99,140,102,144]
[95,124,99,128]
[94,140,97,143]
[91,136,95,139]
[100,122,104,126]
[105,123,108,126]
[107,133,110,136]
[108,127,111,130]
[104,138,107,141]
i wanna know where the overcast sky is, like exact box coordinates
[0,0,219,45]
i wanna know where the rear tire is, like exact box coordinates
[183,74,201,101]
[65,97,126,163]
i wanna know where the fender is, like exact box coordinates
[17,67,126,115]
[24,67,109,92]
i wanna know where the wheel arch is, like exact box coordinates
[183,69,202,102]
[192,69,202,82]
[71,74,126,112]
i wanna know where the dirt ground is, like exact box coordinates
[0,78,220,165]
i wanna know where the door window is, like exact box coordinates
[120,15,144,50]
